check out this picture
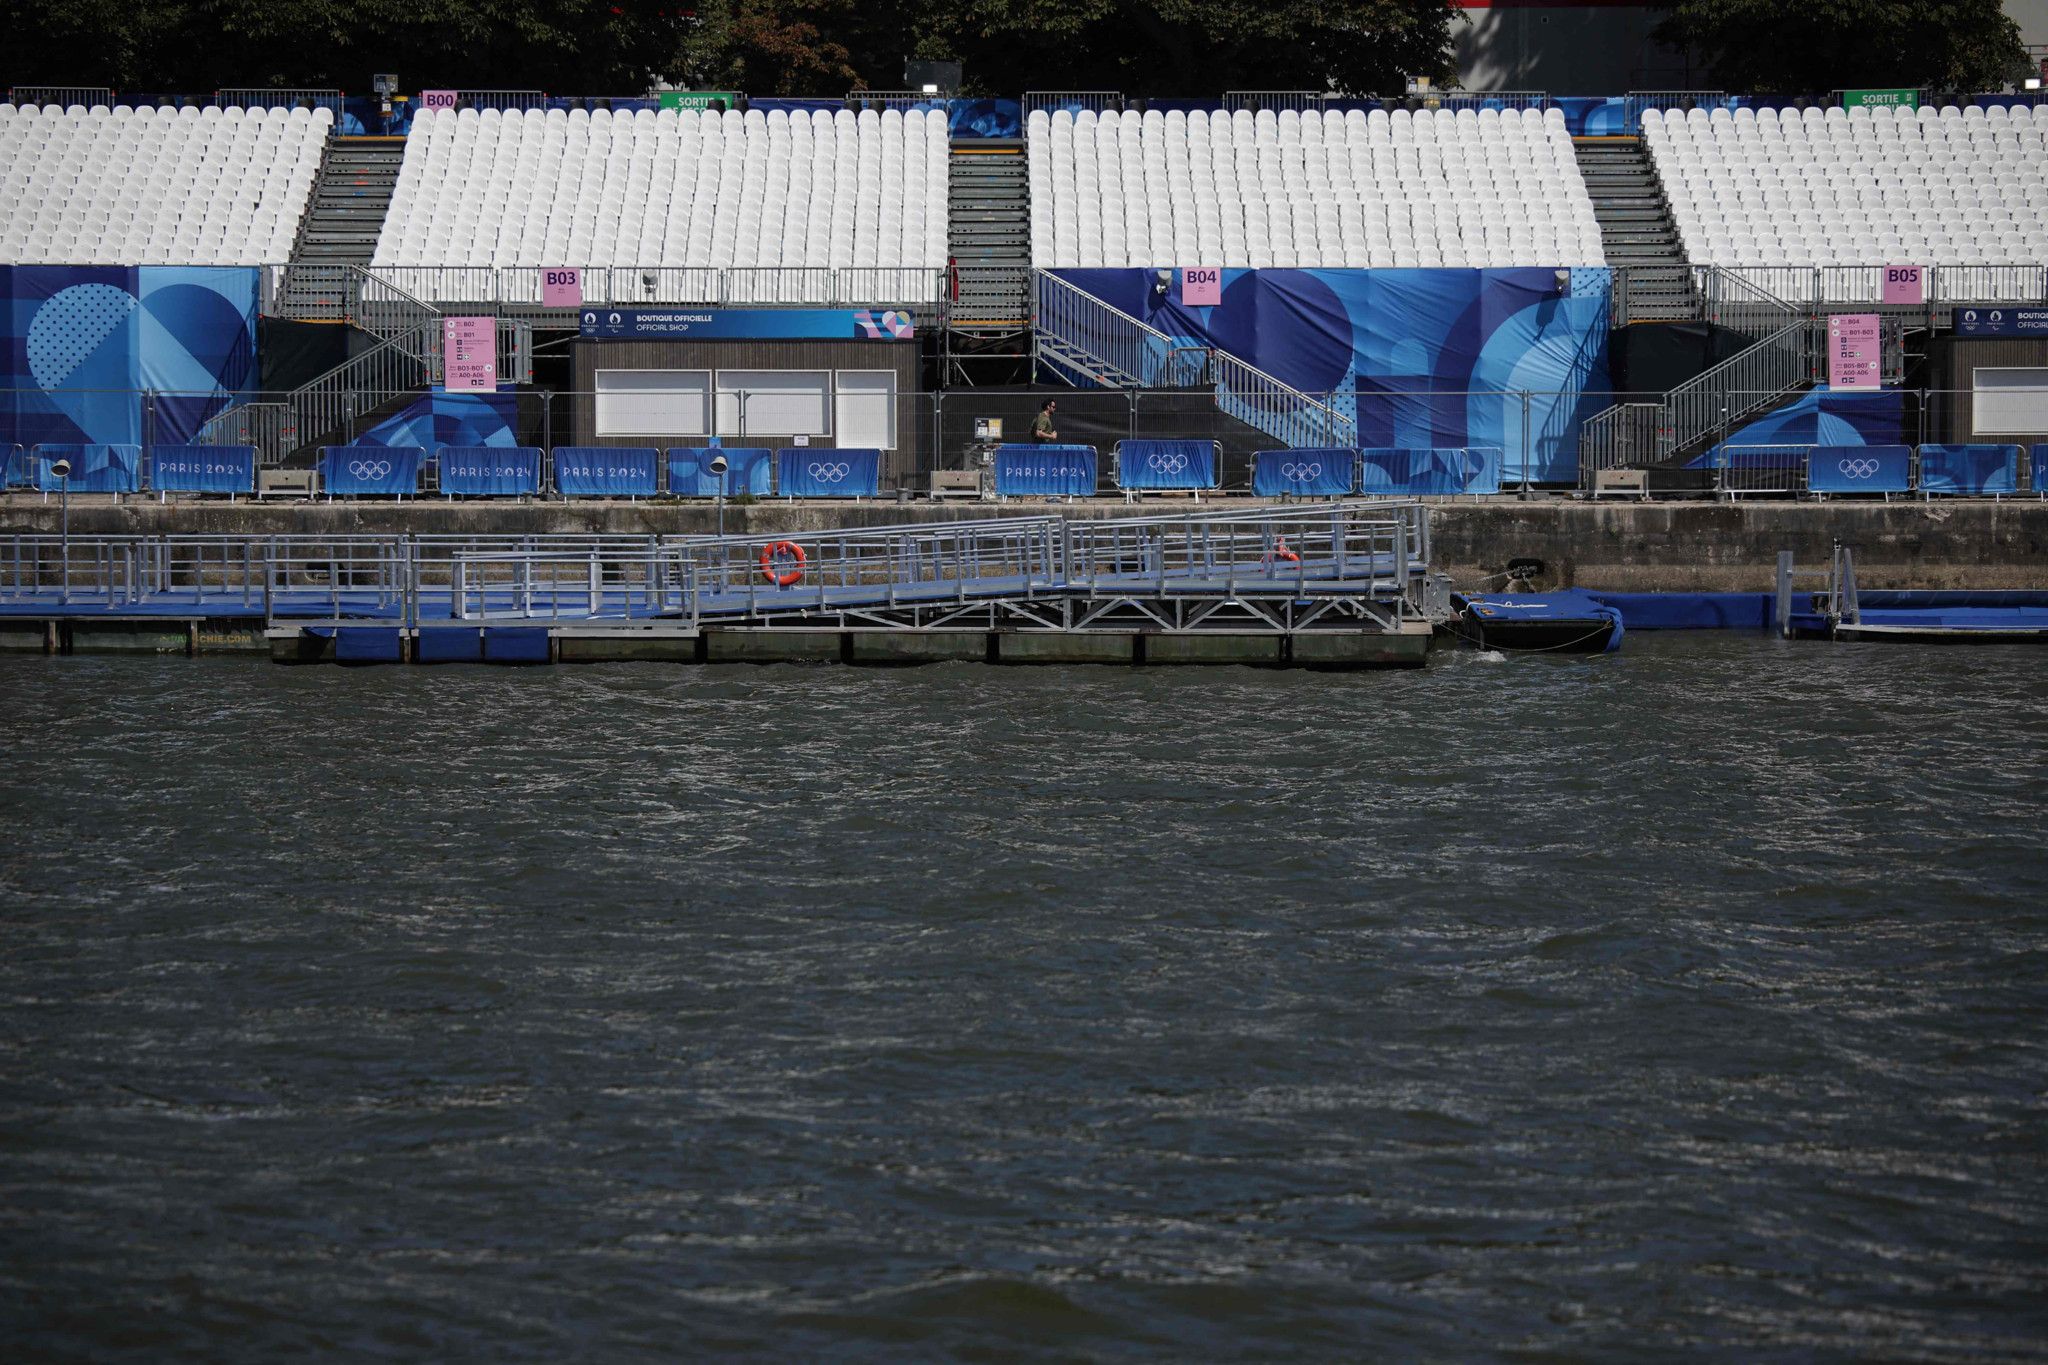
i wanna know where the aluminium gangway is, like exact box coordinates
[0,502,1446,666]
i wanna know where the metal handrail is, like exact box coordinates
[348,264,950,311]
[1023,91,1123,118]
[216,87,344,117]
[1662,319,1814,458]
[1033,271,1356,449]
[1223,92,1324,112]
[6,86,114,108]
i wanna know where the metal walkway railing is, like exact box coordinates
[0,504,1433,630]
[1033,271,1356,450]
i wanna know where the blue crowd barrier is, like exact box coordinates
[994,443,1097,497]
[554,446,659,497]
[1807,445,1912,495]
[777,447,881,498]
[1358,447,1500,496]
[31,444,142,494]
[2,444,26,489]
[1919,444,2021,496]
[1116,440,1217,491]
[319,445,424,497]
[439,446,541,496]
[151,444,256,495]
[668,447,772,497]
[1251,448,1357,497]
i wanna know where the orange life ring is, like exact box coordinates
[759,540,806,587]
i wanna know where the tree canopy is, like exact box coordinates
[1655,0,2030,94]
[7,0,1459,98]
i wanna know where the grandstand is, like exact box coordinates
[1646,103,2048,301]
[0,102,329,266]
[369,104,949,304]
[1028,105,1604,269]
[2,82,2046,496]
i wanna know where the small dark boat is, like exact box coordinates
[1450,590,1625,654]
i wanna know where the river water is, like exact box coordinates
[1,637,2045,1360]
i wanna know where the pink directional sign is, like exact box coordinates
[1180,267,1222,307]
[1827,313,1881,391]
[442,316,497,394]
[541,267,583,307]
[420,89,458,111]
[1882,264,1924,305]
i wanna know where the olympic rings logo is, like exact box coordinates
[1839,458,1879,479]
[347,459,392,481]
[1147,452,1189,474]
[808,462,850,482]
[1280,462,1323,482]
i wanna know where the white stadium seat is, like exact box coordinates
[1026,105,1604,269]
[1645,102,2048,298]
[372,105,950,305]
[0,103,330,266]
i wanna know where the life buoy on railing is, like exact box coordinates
[760,539,806,587]
[1265,537,1301,567]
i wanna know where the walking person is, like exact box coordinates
[1031,399,1059,444]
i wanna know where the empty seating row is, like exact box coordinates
[0,103,329,265]
[1645,103,2048,296]
[371,105,948,305]
[1028,105,1603,270]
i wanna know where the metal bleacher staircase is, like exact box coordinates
[1575,138,1695,322]
[948,139,1032,330]
[207,267,531,463]
[1033,271,1355,451]
[280,139,405,317]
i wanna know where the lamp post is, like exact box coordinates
[708,452,730,539]
[49,457,72,605]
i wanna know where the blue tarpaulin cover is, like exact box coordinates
[669,447,773,497]
[777,447,881,498]
[439,446,541,496]
[151,444,254,494]
[1054,267,1611,483]
[1251,448,1356,497]
[1807,444,1912,494]
[32,443,141,492]
[320,445,423,496]
[554,446,658,497]
[995,443,1097,497]
[1919,444,2021,495]
[1117,440,1216,490]
[1359,447,1499,495]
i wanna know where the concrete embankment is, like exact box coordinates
[4,496,2045,592]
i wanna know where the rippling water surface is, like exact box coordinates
[2,637,2046,1360]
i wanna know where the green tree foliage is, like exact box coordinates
[1656,0,2030,94]
[6,1,695,95]
[7,0,1457,99]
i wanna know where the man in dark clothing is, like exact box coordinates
[1031,400,1058,443]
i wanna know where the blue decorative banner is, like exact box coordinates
[31,443,141,493]
[1918,444,2021,495]
[1116,440,1216,490]
[1806,444,1912,494]
[668,446,773,497]
[151,444,255,494]
[578,309,912,340]
[994,443,1097,497]
[776,447,882,498]
[1953,307,2048,337]
[1252,448,1357,497]
[439,446,541,496]
[554,446,659,497]
[320,445,423,496]
[1359,447,1498,495]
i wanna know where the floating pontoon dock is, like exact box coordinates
[0,502,1445,668]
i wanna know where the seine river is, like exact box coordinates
[2,637,2044,1360]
